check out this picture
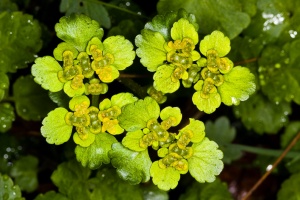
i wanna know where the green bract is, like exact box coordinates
[41,107,73,145]
[188,137,224,182]
[55,14,104,52]
[150,161,181,191]
[118,97,160,131]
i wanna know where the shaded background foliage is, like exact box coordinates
[1,0,300,199]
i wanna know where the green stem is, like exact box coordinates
[230,144,300,158]
[84,0,149,19]
[118,78,148,99]
[91,95,100,107]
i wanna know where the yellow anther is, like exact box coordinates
[171,66,186,82]
[161,117,176,130]
[172,159,188,172]
[74,101,90,117]
[101,117,120,134]
[217,57,233,74]
[183,147,194,159]
[96,66,114,83]
[71,74,84,90]
[177,130,193,149]
[90,45,103,61]
[62,50,74,68]
[76,127,89,140]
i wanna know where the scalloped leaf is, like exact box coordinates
[192,80,222,114]
[179,119,205,143]
[60,0,111,29]
[53,42,78,61]
[179,178,233,200]
[142,182,169,200]
[0,72,9,102]
[10,155,38,193]
[205,116,242,164]
[103,36,135,70]
[41,107,73,145]
[122,130,146,152]
[34,191,69,200]
[259,43,300,105]
[69,95,90,111]
[160,107,182,126]
[111,92,138,108]
[48,91,70,108]
[13,75,56,121]
[73,131,95,147]
[150,161,181,191]
[233,93,291,134]
[153,64,180,93]
[171,18,198,44]
[135,29,167,72]
[277,172,300,200]
[0,103,15,133]
[0,11,42,73]
[144,9,199,41]
[118,97,160,131]
[200,31,231,57]
[51,160,91,199]
[97,65,120,83]
[157,1,250,39]
[0,173,24,200]
[55,14,104,51]
[188,137,224,183]
[218,66,256,106]
[88,167,144,200]
[31,56,63,92]
[109,143,152,184]
[63,81,86,97]
[75,133,117,169]
[281,121,300,150]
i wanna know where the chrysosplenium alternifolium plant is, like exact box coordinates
[136,9,256,113]
[31,10,255,191]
